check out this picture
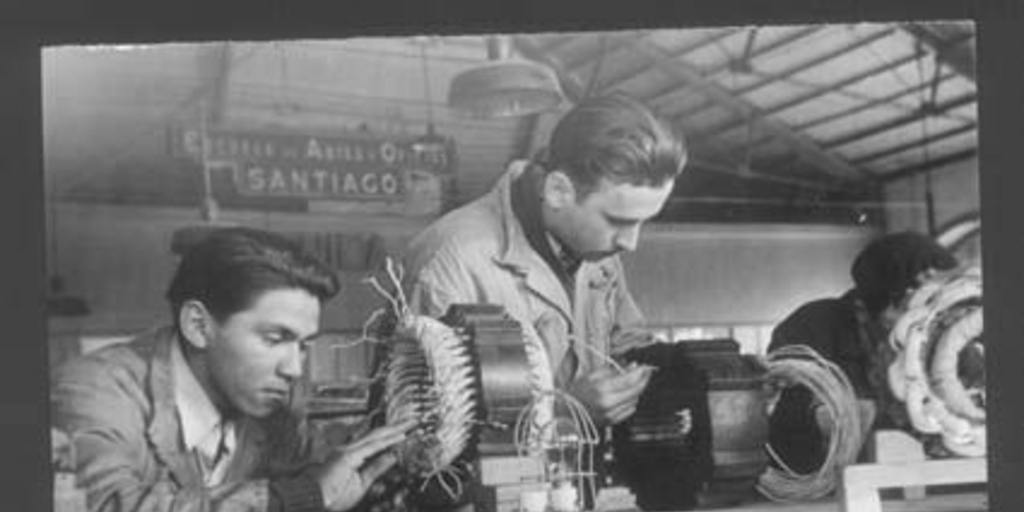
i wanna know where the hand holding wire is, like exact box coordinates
[571,363,654,424]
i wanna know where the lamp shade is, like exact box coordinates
[447,60,565,118]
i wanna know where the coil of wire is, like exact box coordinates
[757,344,866,502]
[887,266,985,457]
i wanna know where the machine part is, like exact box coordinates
[374,299,550,503]
[758,344,866,502]
[364,260,556,512]
[611,342,715,511]
[440,303,548,453]
[512,388,600,512]
[887,266,985,457]
[684,339,771,482]
[384,313,483,482]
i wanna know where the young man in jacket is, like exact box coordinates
[53,227,414,512]
[403,93,688,425]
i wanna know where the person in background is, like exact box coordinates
[766,230,959,473]
[53,227,414,512]
[403,93,688,426]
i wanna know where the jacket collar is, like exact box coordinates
[491,162,574,320]
[490,161,622,322]
[144,327,204,488]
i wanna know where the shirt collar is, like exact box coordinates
[171,338,235,456]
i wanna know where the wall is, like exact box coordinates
[621,223,875,352]
[48,203,877,358]
[48,202,431,338]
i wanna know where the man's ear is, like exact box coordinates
[542,170,577,209]
[178,300,215,350]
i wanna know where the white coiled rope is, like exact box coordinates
[757,344,866,502]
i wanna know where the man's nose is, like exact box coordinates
[615,225,641,252]
[279,343,304,380]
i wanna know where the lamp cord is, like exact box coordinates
[420,43,435,131]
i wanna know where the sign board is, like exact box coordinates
[168,125,456,213]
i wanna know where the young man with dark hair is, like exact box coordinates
[404,93,688,425]
[766,230,960,472]
[54,227,413,512]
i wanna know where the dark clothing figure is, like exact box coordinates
[766,292,891,473]
[766,231,958,473]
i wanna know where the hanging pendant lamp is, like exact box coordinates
[448,36,565,118]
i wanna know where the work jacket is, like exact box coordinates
[404,162,646,391]
[52,327,321,512]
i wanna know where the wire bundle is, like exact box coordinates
[513,389,601,508]
[366,259,484,500]
[757,345,866,502]
[888,266,985,457]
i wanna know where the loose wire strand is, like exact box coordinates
[512,389,601,507]
[569,336,628,374]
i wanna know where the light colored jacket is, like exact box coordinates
[52,327,320,512]
[404,162,646,390]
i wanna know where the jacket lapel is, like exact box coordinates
[222,417,269,482]
[144,328,204,489]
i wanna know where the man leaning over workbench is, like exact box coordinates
[53,227,415,512]
[403,93,687,427]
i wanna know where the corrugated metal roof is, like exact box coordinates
[42,21,976,224]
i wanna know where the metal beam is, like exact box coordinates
[822,92,976,149]
[624,37,871,181]
[792,70,960,132]
[538,34,577,53]
[902,22,976,82]
[564,32,648,98]
[595,28,745,96]
[687,157,851,192]
[880,148,977,183]
[852,122,976,166]
[702,44,928,142]
[668,26,898,126]
[511,35,586,103]
[730,70,961,154]
[647,25,825,108]
[559,31,643,71]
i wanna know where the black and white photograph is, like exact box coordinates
[43,23,985,512]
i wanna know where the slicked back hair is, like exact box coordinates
[166,227,340,330]
[536,93,688,198]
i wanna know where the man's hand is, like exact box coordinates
[315,421,415,512]
[571,364,655,425]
